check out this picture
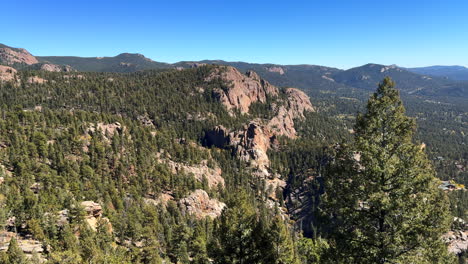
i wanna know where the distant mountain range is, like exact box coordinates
[1,43,468,98]
[407,66,468,81]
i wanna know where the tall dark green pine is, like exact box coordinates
[323,77,455,263]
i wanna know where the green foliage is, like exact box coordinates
[323,77,455,263]
[4,237,28,264]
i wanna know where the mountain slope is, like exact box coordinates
[408,65,468,81]
[3,42,468,98]
[0,43,38,65]
[38,53,170,72]
[331,63,468,98]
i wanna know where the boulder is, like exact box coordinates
[81,201,103,218]
[80,201,112,232]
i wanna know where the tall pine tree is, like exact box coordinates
[323,77,454,263]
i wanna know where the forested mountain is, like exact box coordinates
[0,43,466,263]
[409,65,468,81]
[2,43,468,98]
[37,53,170,72]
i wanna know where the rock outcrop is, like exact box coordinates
[179,189,226,219]
[266,66,285,75]
[162,159,225,188]
[0,231,44,260]
[444,230,468,254]
[0,46,38,65]
[204,66,315,212]
[206,66,278,114]
[0,65,17,82]
[230,121,273,174]
[205,80,313,174]
[27,76,47,84]
[80,201,112,232]
[40,63,74,72]
[267,88,314,137]
[144,192,174,207]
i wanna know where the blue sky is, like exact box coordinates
[2,0,468,69]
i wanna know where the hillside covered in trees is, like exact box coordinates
[0,62,465,263]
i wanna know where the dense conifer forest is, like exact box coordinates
[0,66,465,263]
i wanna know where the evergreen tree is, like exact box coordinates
[210,191,258,264]
[5,237,28,264]
[323,77,455,263]
[265,215,299,264]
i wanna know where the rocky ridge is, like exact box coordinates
[0,46,38,65]
[205,66,314,200]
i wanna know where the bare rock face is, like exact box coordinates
[444,230,468,254]
[0,65,17,82]
[81,201,103,218]
[144,192,174,207]
[87,122,124,143]
[80,201,112,232]
[185,62,207,68]
[163,159,225,188]
[179,189,226,219]
[266,66,285,75]
[231,121,273,174]
[207,66,279,114]
[0,47,38,65]
[267,88,315,138]
[40,63,74,72]
[27,76,47,84]
[284,88,314,119]
[208,66,314,138]
[95,122,123,137]
[0,231,44,260]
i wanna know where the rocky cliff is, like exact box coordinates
[179,189,226,219]
[203,68,314,205]
[0,46,38,65]
[206,66,279,114]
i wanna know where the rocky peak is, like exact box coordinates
[207,66,279,114]
[0,45,38,65]
[284,88,314,119]
[267,88,315,138]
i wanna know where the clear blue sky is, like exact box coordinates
[2,0,468,69]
